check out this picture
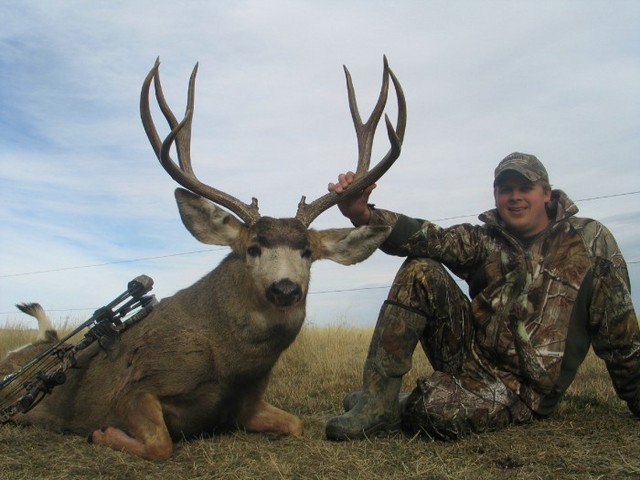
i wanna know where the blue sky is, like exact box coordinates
[1,0,639,327]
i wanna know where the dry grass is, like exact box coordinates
[1,323,639,479]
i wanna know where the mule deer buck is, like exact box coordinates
[0,57,406,460]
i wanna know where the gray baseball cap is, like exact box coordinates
[494,152,549,186]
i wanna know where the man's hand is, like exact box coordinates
[328,171,376,226]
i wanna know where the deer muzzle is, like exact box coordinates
[266,279,302,307]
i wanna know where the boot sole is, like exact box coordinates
[325,420,402,441]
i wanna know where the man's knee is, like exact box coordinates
[388,258,456,306]
[396,257,449,285]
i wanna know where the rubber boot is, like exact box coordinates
[342,390,410,413]
[325,302,426,441]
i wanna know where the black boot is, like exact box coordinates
[325,302,426,441]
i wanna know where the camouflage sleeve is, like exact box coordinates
[377,212,423,254]
[366,207,400,228]
[372,211,487,280]
[585,223,640,417]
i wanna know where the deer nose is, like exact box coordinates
[267,279,302,307]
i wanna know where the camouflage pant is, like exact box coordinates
[387,257,533,440]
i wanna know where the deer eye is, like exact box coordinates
[302,248,312,259]
[247,246,262,257]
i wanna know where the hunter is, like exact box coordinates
[325,152,640,440]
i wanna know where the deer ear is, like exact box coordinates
[311,225,391,265]
[174,188,246,246]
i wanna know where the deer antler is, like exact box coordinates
[140,58,261,226]
[294,56,406,227]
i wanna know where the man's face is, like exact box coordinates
[494,171,552,239]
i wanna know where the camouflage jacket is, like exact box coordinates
[372,190,640,416]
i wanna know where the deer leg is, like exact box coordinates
[239,399,304,436]
[90,392,173,460]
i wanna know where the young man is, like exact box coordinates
[325,152,640,441]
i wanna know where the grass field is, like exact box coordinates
[1,323,639,479]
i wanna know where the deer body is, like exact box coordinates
[5,213,389,456]
[1,58,406,460]
[16,273,303,437]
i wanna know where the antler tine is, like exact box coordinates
[140,58,194,175]
[347,56,390,176]
[295,56,406,227]
[154,60,195,176]
[140,58,163,158]
[141,59,261,226]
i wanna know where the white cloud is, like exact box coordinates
[1,0,639,327]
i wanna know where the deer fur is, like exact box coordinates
[4,303,58,357]
[1,189,390,460]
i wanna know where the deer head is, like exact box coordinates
[140,57,406,310]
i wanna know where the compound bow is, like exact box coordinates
[0,275,157,423]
